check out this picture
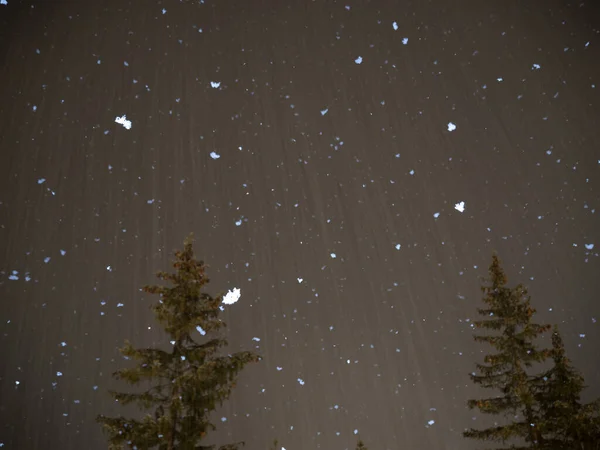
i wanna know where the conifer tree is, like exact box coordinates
[533,327,600,449]
[97,235,260,450]
[463,255,551,448]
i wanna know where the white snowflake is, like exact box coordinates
[223,287,241,305]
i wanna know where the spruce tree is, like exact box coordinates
[463,255,551,448]
[534,327,600,449]
[97,235,260,450]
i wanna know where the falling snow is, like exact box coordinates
[1,3,598,449]
[222,288,241,305]
[115,115,132,130]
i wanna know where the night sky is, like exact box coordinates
[1,0,600,449]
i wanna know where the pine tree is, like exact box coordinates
[534,327,600,449]
[97,235,261,450]
[355,440,368,450]
[463,254,551,448]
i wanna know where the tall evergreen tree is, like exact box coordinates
[464,255,551,448]
[97,235,260,450]
[533,327,600,449]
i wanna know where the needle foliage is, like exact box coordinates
[464,255,600,449]
[464,255,551,448]
[97,235,260,450]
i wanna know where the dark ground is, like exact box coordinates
[1,0,600,449]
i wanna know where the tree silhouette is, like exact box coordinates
[533,327,600,449]
[464,254,551,448]
[97,235,260,450]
